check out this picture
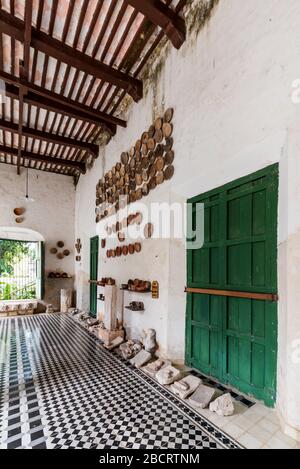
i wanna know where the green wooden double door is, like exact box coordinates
[90,236,99,318]
[186,165,278,406]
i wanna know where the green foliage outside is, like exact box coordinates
[0,240,37,301]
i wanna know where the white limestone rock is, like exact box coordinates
[119,340,142,360]
[209,393,235,416]
[130,349,152,368]
[188,384,216,409]
[143,359,171,377]
[143,329,157,354]
[156,365,181,385]
[170,375,202,399]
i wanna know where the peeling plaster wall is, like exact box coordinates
[0,165,75,309]
[75,0,300,433]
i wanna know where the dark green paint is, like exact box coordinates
[186,164,278,406]
[90,236,99,318]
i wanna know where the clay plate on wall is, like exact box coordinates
[162,122,173,138]
[155,117,163,130]
[144,222,154,239]
[164,107,174,123]
[165,150,174,165]
[164,165,175,180]
[134,242,142,253]
[14,207,25,216]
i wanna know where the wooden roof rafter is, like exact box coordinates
[1,71,125,132]
[126,0,186,49]
[0,118,98,157]
[16,0,32,174]
[0,0,188,178]
[0,8,143,102]
[0,144,86,174]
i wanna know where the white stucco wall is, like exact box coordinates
[74,0,300,434]
[0,165,76,307]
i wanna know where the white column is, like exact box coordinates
[277,125,300,440]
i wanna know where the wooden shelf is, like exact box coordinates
[125,306,145,312]
[121,289,151,294]
[48,276,73,280]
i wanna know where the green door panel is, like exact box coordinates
[90,236,99,318]
[186,164,278,407]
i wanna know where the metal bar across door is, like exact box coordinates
[185,287,278,302]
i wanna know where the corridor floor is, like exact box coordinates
[0,314,242,449]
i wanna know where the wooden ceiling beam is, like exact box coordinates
[0,144,86,173]
[3,82,117,134]
[0,118,98,157]
[0,9,143,101]
[17,0,33,174]
[126,0,186,49]
[0,69,125,132]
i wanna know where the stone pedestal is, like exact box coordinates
[61,289,73,313]
[97,328,125,346]
[104,285,117,330]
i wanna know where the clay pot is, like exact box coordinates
[128,244,135,255]
[14,207,25,216]
[154,129,163,143]
[50,247,58,254]
[121,152,129,165]
[156,171,164,185]
[15,217,24,224]
[142,184,149,196]
[118,232,125,242]
[156,156,165,172]
[136,188,142,200]
[155,117,163,130]
[135,174,142,186]
[164,107,174,123]
[57,241,64,248]
[63,249,70,256]
[162,122,173,138]
[164,165,175,180]
[144,222,154,239]
[141,131,148,144]
[165,150,174,165]
[134,242,142,253]
[147,138,155,151]
[135,212,143,225]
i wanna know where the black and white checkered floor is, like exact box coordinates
[0,314,243,449]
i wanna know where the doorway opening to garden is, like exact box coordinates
[0,239,43,301]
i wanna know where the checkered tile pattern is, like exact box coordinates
[0,314,242,449]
